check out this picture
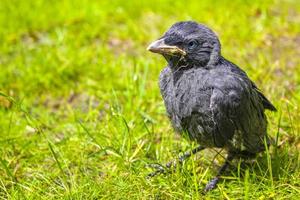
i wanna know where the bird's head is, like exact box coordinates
[147,21,221,69]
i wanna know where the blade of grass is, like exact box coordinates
[47,141,71,192]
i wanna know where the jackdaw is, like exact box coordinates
[147,21,276,192]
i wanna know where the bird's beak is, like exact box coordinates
[147,38,186,56]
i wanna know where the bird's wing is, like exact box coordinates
[208,75,268,153]
[251,81,277,111]
[221,58,276,112]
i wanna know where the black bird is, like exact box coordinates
[147,21,276,192]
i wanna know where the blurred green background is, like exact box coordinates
[0,0,299,199]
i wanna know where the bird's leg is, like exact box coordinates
[147,146,205,178]
[204,152,235,192]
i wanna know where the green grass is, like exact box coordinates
[0,0,299,199]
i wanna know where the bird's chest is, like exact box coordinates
[161,69,212,121]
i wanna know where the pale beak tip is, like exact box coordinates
[146,43,155,52]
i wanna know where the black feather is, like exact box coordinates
[153,21,276,155]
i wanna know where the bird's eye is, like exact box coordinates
[187,40,198,50]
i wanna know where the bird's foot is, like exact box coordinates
[146,160,178,179]
[146,146,205,179]
[203,177,219,193]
